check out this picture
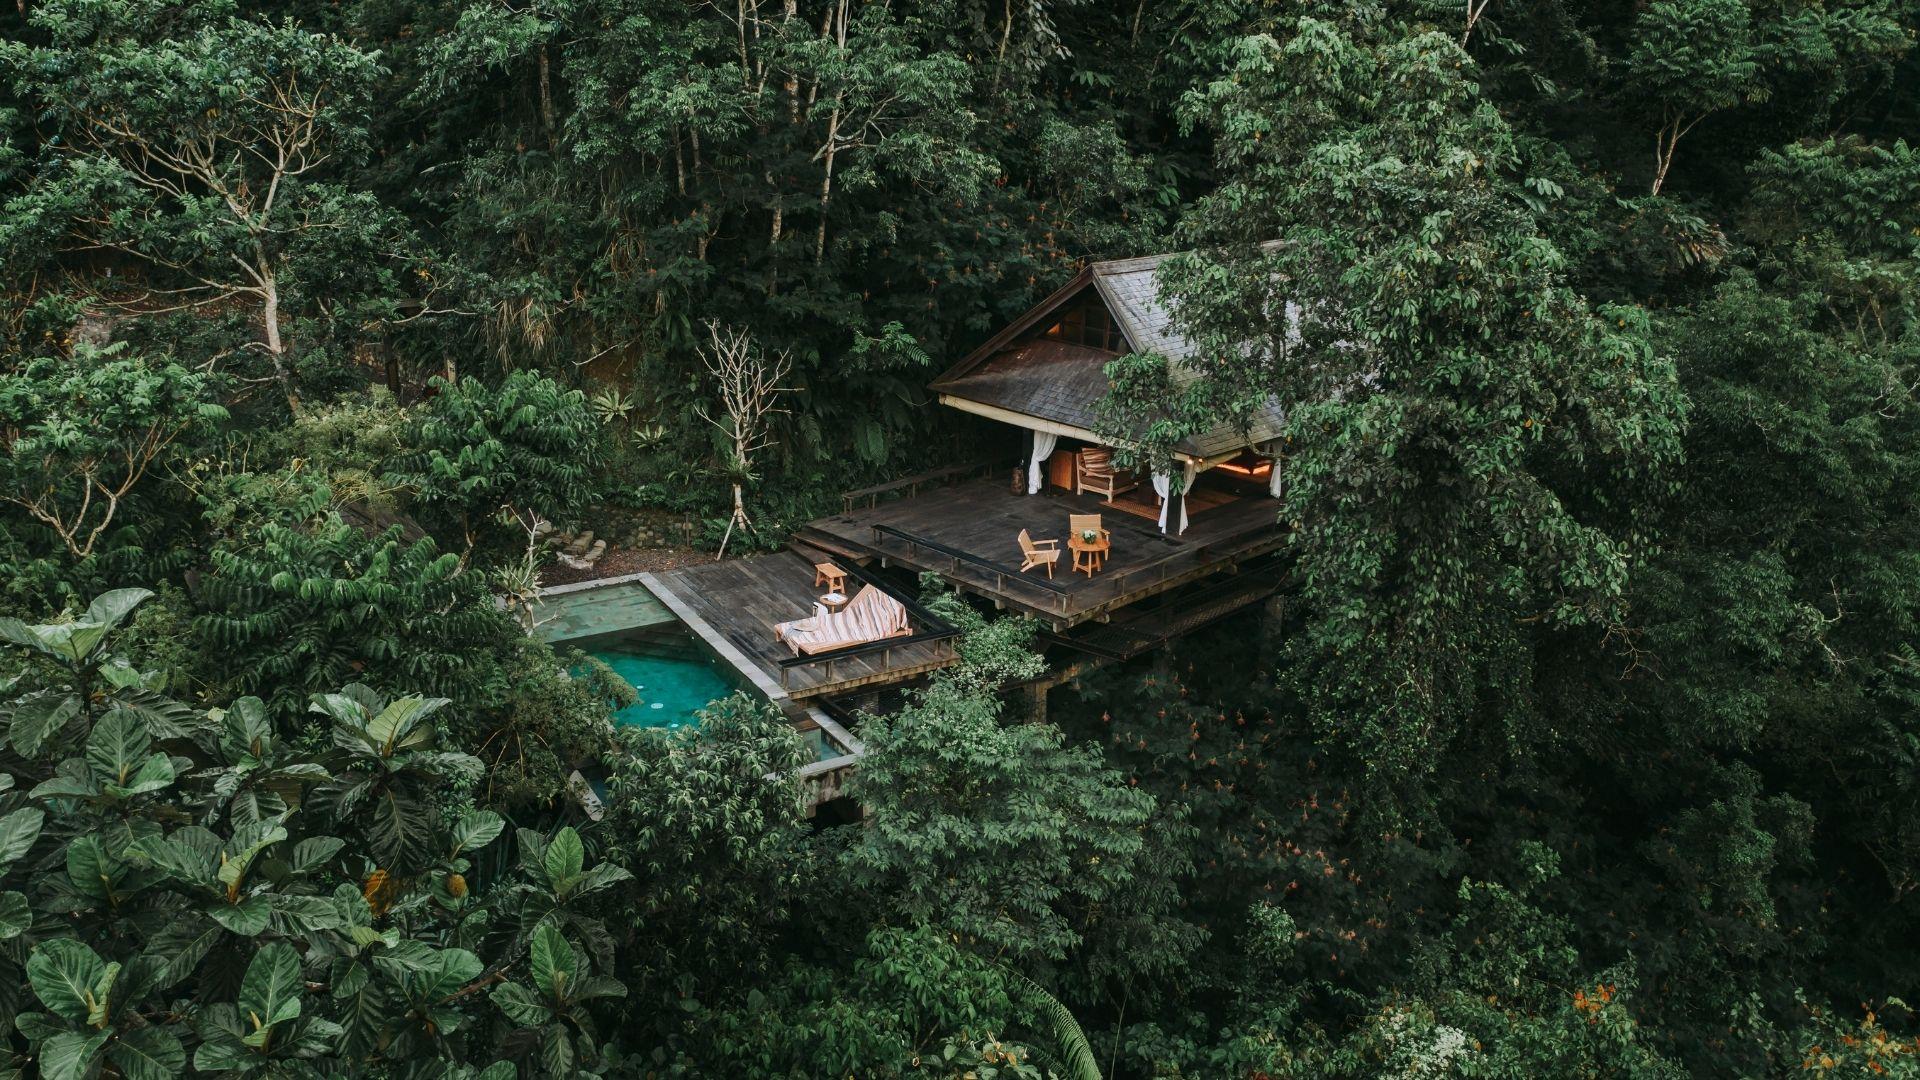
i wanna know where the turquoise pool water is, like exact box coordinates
[585,641,734,729]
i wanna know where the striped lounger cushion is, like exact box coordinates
[774,584,910,656]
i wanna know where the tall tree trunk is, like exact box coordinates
[815,110,839,265]
[382,332,400,397]
[673,125,686,195]
[538,44,558,149]
[994,0,1014,90]
[814,1,846,266]
[716,480,746,560]
[259,271,300,415]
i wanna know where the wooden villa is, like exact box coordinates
[550,250,1292,811]
[931,252,1288,534]
[795,250,1289,642]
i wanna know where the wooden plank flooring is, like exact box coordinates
[799,479,1285,628]
[645,552,956,701]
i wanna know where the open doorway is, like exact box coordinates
[1040,441,1278,526]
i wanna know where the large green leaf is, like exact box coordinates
[105,1025,185,1080]
[65,836,121,902]
[208,896,272,936]
[529,923,577,1000]
[566,862,635,900]
[82,589,154,638]
[237,943,303,1031]
[334,976,389,1060]
[450,810,504,856]
[140,915,220,989]
[16,1010,65,1042]
[0,616,54,658]
[37,1031,108,1080]
[269,894,344,933]
[368,940,446,979]
[543,827,584,888]
[490,981,553,1025]
[541,1022,574,1078]
[84,710,150,786]
[103,754,176,800]
[131,833,216,886]
[218,697,274,761]
[406,947,482,1001]
[364,696,450,756]
[190,1008,251,1072]
[288,836,343,874]
[0,892,31,939]
[0,807,45,870]
[29,768,98,801]
[215,824,287,895]
[312,686,384,754]
[8,692,80,758]
[279,1016,346,1058]
[7,588,151,667]
[95,659,153,691]
[569,975,627,1003]
[365,786,432,867]
[26,939,105,1023]
[104,691,202,741]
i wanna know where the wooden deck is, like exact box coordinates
[640,552,958,706]
[796,478,1286,629]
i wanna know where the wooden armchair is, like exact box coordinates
[1075,447,1137,502]
[1017,529,1061,578]
[1068,513,1110,546]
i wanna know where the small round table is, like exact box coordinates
[1068,535,1110,577]
[819,592,850,613]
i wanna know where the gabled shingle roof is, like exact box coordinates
[1089,254,1191,359]
[933,252,1287,460]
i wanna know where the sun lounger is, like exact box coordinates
[774,584,911,655]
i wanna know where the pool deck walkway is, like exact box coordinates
[640,551,958,711]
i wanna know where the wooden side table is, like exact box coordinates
[1068,535,1110,577]
[813,562,847,594]
[819,592,850,614]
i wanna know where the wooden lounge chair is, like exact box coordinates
[773,584,911,656]
[1075,447,1137,502]
[1018,529,1061,578]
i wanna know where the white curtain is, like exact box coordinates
[1154,460,1198,535]
[1268,454,1284,498]
[1027,429,1058,494]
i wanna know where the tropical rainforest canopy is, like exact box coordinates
[1,0,1918,1076]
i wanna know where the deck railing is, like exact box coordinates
[868,523,1074,614]
[769,552,961,689]
[865,520,1287,616]
[839,459,1004,513]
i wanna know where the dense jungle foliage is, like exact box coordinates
[1,0,1918,1076]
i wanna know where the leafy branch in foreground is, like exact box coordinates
[0,589,629,1077]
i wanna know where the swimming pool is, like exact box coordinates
[583,635,735,729]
